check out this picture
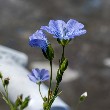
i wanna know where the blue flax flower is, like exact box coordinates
[28,68,50,83]
[29,30,48,52]
[41,19,86,40]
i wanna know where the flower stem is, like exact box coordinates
[1,79,14,110]
[75,100,81,110]
[48,60,52,102]
[48,46,66,108]
[62,46,65,61]
[55,46,65,93]
[38,83,43,100]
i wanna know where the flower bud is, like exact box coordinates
[60,58,68,73]
[43,96,47,102]
[56,70,62,83]
[15,95,23,107]
[42,44,54,61]
[20,96,30,109]
[80,92,87,102]
[3,78,10,86]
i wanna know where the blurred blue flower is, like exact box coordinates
[41,19,86,40]
[29,30,48,52]
[28,68,50,83]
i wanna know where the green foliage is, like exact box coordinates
[0,72,3,79]
[20,96,30,110]
[59,58,68,73]
[0,74,30,110]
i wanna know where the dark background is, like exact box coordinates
[0,0,110,110]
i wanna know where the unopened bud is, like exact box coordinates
[43,96,47,102]
[15,95,23,107]
[20,96,30,109]
[80,92,87,102]
[3,77,10,86]
[42,44,54,61]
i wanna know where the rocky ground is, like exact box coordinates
[0,0,110,110]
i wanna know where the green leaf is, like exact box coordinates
[0,72,3,79]
[14,95,23,108]
[2,96,9,105]
[43,102,48,110]
[20,96,30,110]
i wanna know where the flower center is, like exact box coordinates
[63,27,68,37]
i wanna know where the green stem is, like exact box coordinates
[1,79,14,110]
[2,79,8,100]
[47,46,66,110]
[38,83,43,100]
[48,60,52,102]
[4,88,8,98]
[48,46,66,108]
[53,46,65,97]
[75,101,81,110]
[62,46,65,61]
[50,60,53,90]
